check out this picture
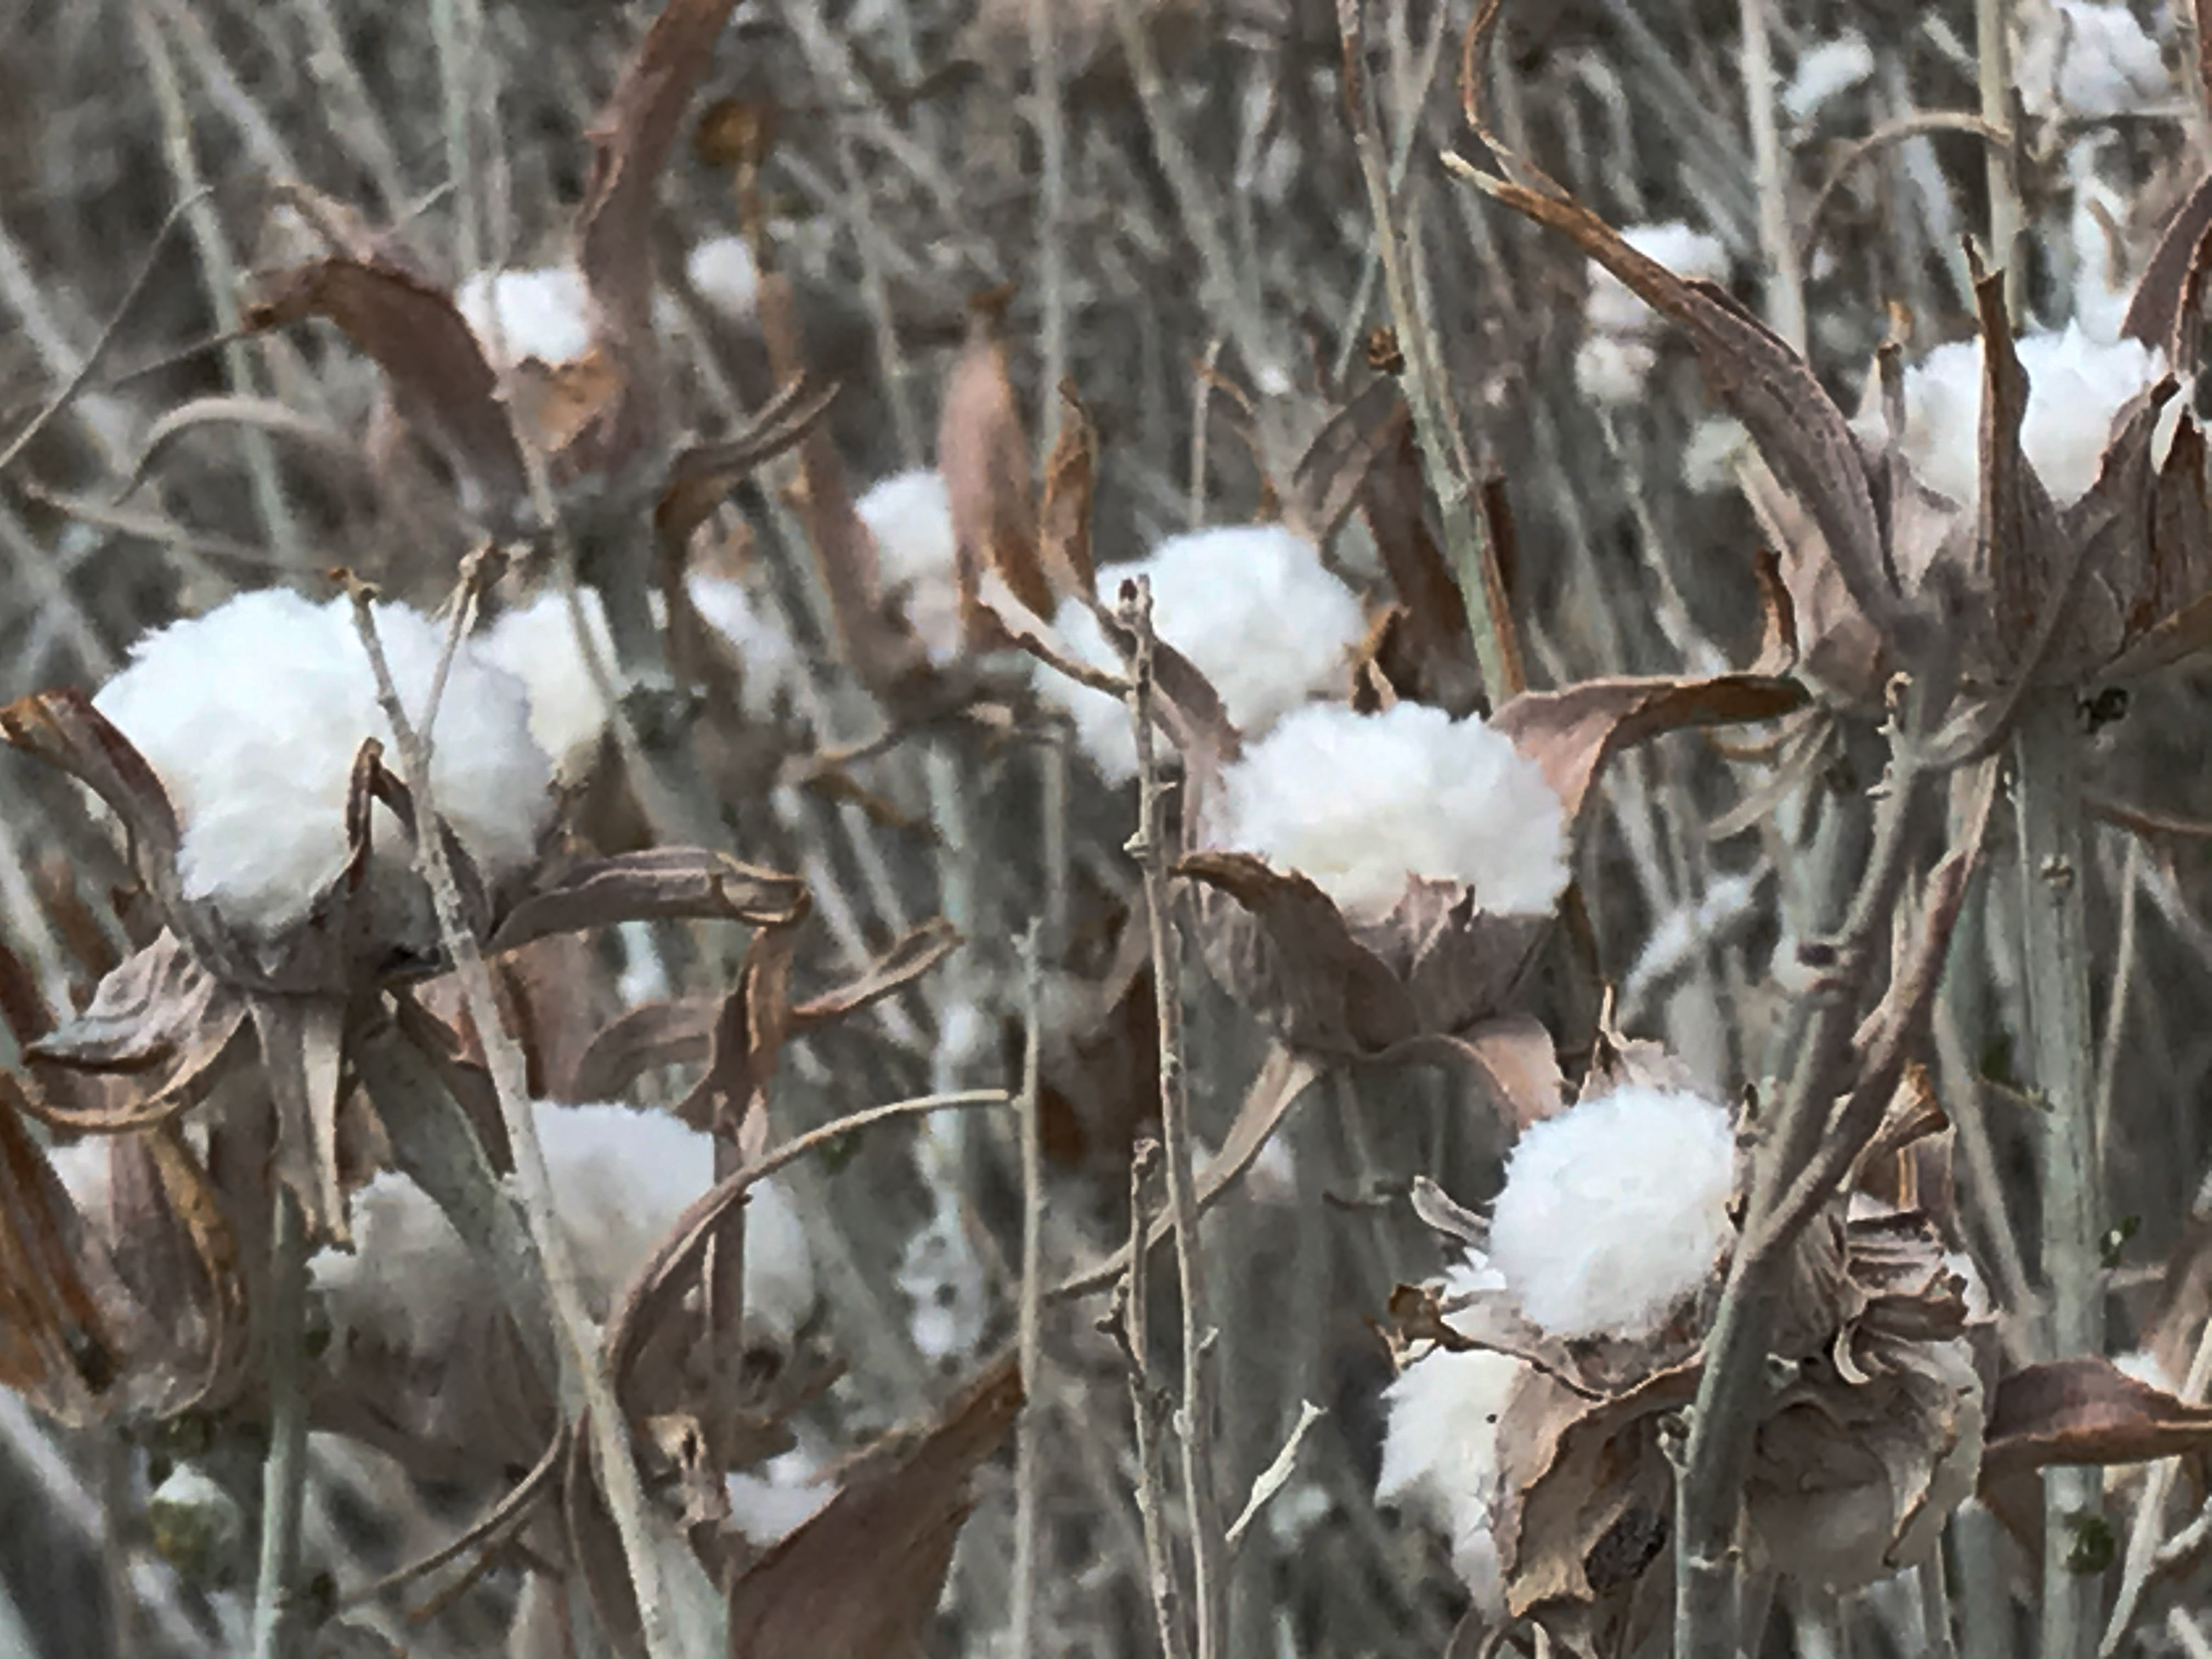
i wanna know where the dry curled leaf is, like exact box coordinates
[725,1352,1023,1659]
[1980,1355,2212,1484]
[941,291,1052,628]
[487,850,808,955]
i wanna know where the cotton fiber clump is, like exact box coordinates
[477,588,619,781]
[456,267,595,366]
[686,572,802,720]
[1210,702,1570,919]
[1374,1254,1520,1615]
[94,589,552,938]
[1781,32,1874,126]
[2016,0,2170,120]
[1487,1085,1736,1340]
[853,470,963,663]
[314,1103,816,1351]
[1864,324,2166,509]
[1039,525,1364,783]
[684,235,760,323]
[1577,222,1729,406]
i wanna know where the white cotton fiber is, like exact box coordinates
[477,588,619,780]
[315,1104,817,1351]
[1375,1254,1520,1615]
[94,589,553,938]
[1210,701,1570,920]
[1037,524,1365,782]
[685,235,761,323]
[1487,1085,1735,1340]
[2017,0,2170,120]
[685,572,802,721]
[1864,323,2165,510]
[456,267,594,366]
[854,470,963,664]
[1585,222,1730,337]
[1782,33,1875,126]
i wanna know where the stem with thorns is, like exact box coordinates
[1121,577,1227,1659]
[341,574,679,1659]
[2016,690,2104,1659]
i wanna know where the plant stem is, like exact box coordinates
[2015,689,2104,1659]
[249,1186,309,1659]
[1122,578,1226,1659]
[1009,926,1046,1659]
[1976,0,2023,315]
[1738,0,1805,353]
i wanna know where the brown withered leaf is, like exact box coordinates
[941,291,1052,625]
[487,850,807,955]
[1357,399,1485,716]
[2,690,181,902]
[674,906,807,1142]
[569,0,742,471]
[1036,380,1097,599]
[250,994,351,1244]
[1491,674,1807,828]
[725,1352,1023,1659]
[1389,1014,1568,1133]
[26,933,247,1126]
[1980,1355,2212,1484]
[2124,170,2212,358]
[656,376,842,555]
[247,257,530,529]
[0,1075,114,1418]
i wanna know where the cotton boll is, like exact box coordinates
[1781,33,1875,126]
[2017,0,2169,120]
[854,470,962,663]
[1573,335,1659,408]
[685,235,760,323]
[686,572,800,721]
[1211,702,1570,921]
[1488,1085,1736,1340]
[1585,222,1729,336]
[95,590,553,938]
[456,267,594,366]
[312,1171,483,1361]
[725,1451,838,1545]
[477,588,620,780]
[1864,325,2165,510]
[1037,524,1365,782]
[1376,1251,1520,1616]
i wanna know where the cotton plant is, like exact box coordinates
[1034,523,1365,782]
[2015,0,2171,122]
[854,469,966,666]
[1380,1067,1989,1633]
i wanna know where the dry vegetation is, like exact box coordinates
[9,0,2212,1656]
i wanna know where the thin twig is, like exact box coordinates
[1111,1140,1190,1659]
[1120,575,1226,1659]
[340,574,680,1659]
[248,1188,310,1659]
[1224,1400,1326,1553]
[1737,0,1804,352]
[1009,925,1047,1659]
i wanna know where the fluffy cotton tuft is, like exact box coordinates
[1585,222,1730,336]
[2017,0,2170,120]
[1039,525,1364,782]
[94,589,552,937]
[1209,702,1570,920]
[477,589,619,780]
[1488,1085,1736,1340]
[685,572,802,721]
[1864,324,2166,509]
[853,470,963,663]
[1781,33,1875,125]
[456,267,594,366]
[685,235,761,323]
[1375,1254,1520,1614]
[315,1103,816,1351]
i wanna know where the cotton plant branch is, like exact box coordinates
[339,572,680,1659]
[1120,575,1227,1659]
[247,1188,310,1659]
[1676,678,1966,1659]
[1009,926,1047,1659]
[1339,0,1520,703]
[1108,1139,1192,1659]
[1224,1400,1325,1554]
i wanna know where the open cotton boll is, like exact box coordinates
[1211,702,1570,920]
[477,589,620,780]
[854,470,962,663]
[455,267,595,366]
[1039,524,1365,782]
[1864,324,2165,510]
[685,572,802,721]
[1585,222,1729,336]
[94,589,552,938]
[1781,32,1875,126]
[685,235,760,323]
[1376,1253,1520,1616]
[1488,1085,1735,1340]
[2017,0,2169,120]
